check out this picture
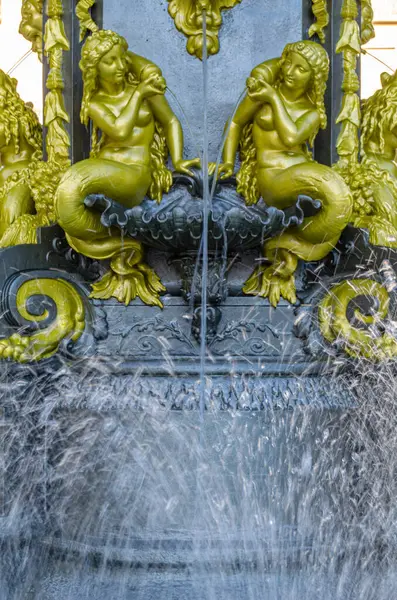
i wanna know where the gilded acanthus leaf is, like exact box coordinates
[336,93,361,126]
[308,0,329,44]
[43,0,71,166]
[361,0,375,45]
[335,0,361,166]
[44,18,70,53]
[76,0,98,41]
[336,20,361,55]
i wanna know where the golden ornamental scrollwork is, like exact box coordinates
[308,0,374,47]
[167,0,242,60]
[19,0,44,61]
[332,0,397,251]
[335,0,361,166]
[360,0,375,45]
[0,278,85,362]
[76,0,98,41]
[44,0,71,166]
[309,0,329,44]
[319,279,397,361]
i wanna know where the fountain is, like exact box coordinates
[1,0,397,598]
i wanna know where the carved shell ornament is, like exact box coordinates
[167,0,242,59]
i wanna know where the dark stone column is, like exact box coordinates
[43,0,103,164]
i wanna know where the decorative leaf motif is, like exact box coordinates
[336,93,361,127]
[361,0,375,45]
[106,313,196,354]
[167,0,242,60]
[76,0,98,41]
[209,319,279,355]
[308,0,329,44]
[44,17,70,53]
[335,20,361,54]
[43,0,71,165]
[335,0,361,166]
[44,90,69,125]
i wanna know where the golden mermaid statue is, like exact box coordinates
[216,41,353,307]
[340,70,397,247]
[55,29,199,307]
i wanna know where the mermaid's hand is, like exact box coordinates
[209,162,234,180]
[137,73,166,99]
[247,80,276,103]
[173,158,201,177]
[246,76,264,93]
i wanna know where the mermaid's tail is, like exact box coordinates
[244,163,353,306]
[56,158,165,307]
[55,158,151,239]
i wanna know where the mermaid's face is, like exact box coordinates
[282,52,312,92]
[97,44,127,86]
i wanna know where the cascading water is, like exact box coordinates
[6,49,33,75]
[3,359,397,599]
[2,1,397,598]
[199,8,210,418]
[165,86,203,161]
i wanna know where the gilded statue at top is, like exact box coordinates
[217,41,353,306]
[55,29,199,307]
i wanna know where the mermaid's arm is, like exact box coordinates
[148,95,200,174]
[221,95,262,171]
[148,95,183,164]
[214,58,281,179]
[126,51,162,80]
[89,98,143,142]
[89,75,165,141]
[269,93,320,147]
[247,80,320,147]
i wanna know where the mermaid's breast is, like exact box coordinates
[135,100,153,127]
[254,104,274,131]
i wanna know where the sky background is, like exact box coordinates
[362,0,397,97]
[0,0,395,122]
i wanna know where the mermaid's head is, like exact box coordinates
[80,29,129,126]
[19,0,44,60]
[361,72,397,155]
[279,41,329,134]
